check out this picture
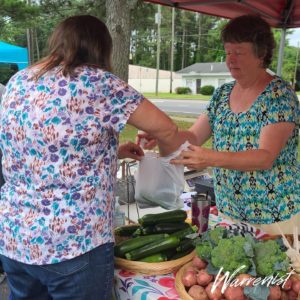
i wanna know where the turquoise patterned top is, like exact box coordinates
[0,65,144,264]
[206,77,299,224]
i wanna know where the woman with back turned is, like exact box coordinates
[0,15,186,300]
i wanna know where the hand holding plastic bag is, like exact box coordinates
[134,141,189,210]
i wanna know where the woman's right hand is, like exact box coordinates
[136,130,157,150]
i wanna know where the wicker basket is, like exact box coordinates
[175,261,194,300]
[115,250,196,275]
[114,224,196,275]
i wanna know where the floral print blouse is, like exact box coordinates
[0,66,144,264]
[206,77,299,224]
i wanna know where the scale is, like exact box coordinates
[184,169,215,206]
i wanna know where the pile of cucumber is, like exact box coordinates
[114,209,198,262]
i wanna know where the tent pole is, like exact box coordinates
[276,28,286,76]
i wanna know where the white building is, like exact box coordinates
[128,64,182,93]
[177,62,233,94]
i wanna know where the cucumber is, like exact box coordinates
[170,225,198,240]
[138,210,187,226]
[125,236,180,261]
[114,233,168,258]
[115,224,141,237]
[139,253,168,263]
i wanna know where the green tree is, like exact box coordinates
[106,0,141,81]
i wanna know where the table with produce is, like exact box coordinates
[113,200,300,300]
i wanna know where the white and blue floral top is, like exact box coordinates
[0,65,144,264]
[206,77,299,224]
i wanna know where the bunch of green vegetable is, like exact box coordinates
[254,239,290,277]
[114,209,198,262]
[196,227,290,278]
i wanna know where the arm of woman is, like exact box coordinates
[172,122,295,171]
[135,111,212,150]
[128,99,197,156]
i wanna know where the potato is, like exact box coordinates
[286,289,298,300]
[267,286,281,300]
[197,269,214,286]
[224,286,246,300]
[182,269,197,287]
[281,278,292,291]
[205,282,223,300]
[193,256,208,270]
[279,291,288,300]
[188,285,209,300]
[292,278,300,294]
[186,266,199,273]
[235,273,254,287]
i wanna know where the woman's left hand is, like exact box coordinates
[118,141,144,161]
[171,144,213,170]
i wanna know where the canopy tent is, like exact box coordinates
[144,0,300,76]
[0,41,28,70]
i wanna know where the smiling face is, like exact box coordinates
[224,42,264,81]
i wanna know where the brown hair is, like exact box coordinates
[221,14,275,68]
[34,15,112,79]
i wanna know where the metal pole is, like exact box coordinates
[155,5,161,96]
[26,0,32,65]
[293,42,299,90]
[26,29,32,65]
[170,7,175,93]
[276,28,286,76]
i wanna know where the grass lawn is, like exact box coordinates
[142,92,210,101]
[120,116,299,161]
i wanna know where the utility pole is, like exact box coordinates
[155,5,161,96]
[293,42,299,90]
[170,7,175,93]
[26,0,33,65]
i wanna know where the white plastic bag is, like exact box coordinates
[134,142,189,210]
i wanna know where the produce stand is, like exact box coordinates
[113,192,269,300]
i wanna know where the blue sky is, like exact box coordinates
[287,28,300,47]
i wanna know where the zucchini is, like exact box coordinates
[138,210,187,226]
[132,227,143,237]
[176,238,195,252]
[162,248,177,260]
[170,225,198,240]
[114,233,168,258]
[142,226,156,235]
[125,236,180,260]
[139,253,168,263]
[154,222,190,234]
[171,248,194,260]
[138,223,190,235]
[115,224,141,237]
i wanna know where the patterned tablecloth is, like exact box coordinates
[113,193,267,300]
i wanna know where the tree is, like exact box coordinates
[106,0,141,82]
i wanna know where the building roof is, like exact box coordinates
[177,62,229,74]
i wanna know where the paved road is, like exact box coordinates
[149,98,208,117]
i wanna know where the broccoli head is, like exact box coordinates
[211,236,252,274]
[196,241,213,261]
[201,226,227,246]
[254,240,290,277]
